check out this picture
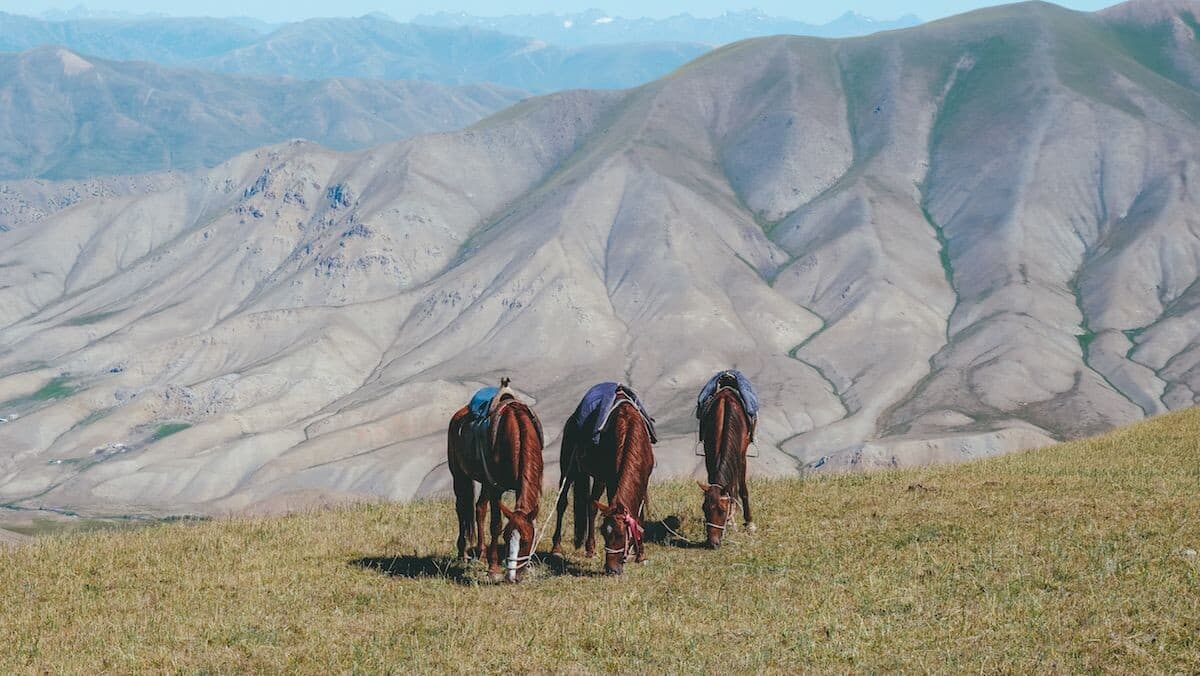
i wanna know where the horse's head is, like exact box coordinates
[697,481,732,549]
[498,503,535,583]
[594,500,640,575]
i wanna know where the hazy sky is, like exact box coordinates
[6,0,1119,24]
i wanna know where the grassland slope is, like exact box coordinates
[2,407,1198,671]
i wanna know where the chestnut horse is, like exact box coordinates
[697,378,754,548]
[551,388,655,575]
[447,385,544,582]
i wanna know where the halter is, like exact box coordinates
[505,530,533,582]
[704,485,739,532]
[603,512,645,559]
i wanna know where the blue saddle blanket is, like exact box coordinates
[469,387,499,420]
[696,370,759,421]
[568,382,657,446]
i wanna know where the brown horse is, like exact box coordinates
[697,376,754,548]
[447,383,544,582]
[551,387,655,575]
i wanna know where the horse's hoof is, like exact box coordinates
[746,522,757,533]
[583,550,596,559]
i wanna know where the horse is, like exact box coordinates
[446,379,544,582]
[551,383,656,575]
[697,372,756,548]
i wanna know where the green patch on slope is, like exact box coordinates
[65,311,120,327]
[929,35,1027,153]
[1051,11,1200,122]
[3,377,77,410]
[151,423,192,442]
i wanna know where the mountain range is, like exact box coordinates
[1,0,1199,519]
[0,47,525,180]
[0,11,710,92]
[413,9,922,46]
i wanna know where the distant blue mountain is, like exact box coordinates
[0,11,709,93]
[412,9,923,46]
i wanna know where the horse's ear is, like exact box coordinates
[696,480,711,491]
[592,500,610,514]
[612,502,629,516]
[501,377,511,388]
[498,502,515,519]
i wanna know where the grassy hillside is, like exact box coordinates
[3,409,1199,671]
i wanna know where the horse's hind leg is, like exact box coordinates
[451,470,476,560]
[583,480,605,558]
[551,474,572,556]
[571,474,591,552]
[474,492,489,561]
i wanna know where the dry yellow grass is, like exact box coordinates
[3,408,1199,672]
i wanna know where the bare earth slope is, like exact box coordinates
[0,48,526,180]
[0,0,1198,517]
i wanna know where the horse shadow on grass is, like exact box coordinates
[350,551,599,584]
[644,516,711,550]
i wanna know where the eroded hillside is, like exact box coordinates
[1,0,1198,517]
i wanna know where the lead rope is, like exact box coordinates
[506,469,571,574]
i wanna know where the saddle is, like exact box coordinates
[461,379,544,491]
[572,382,658,448]
[697,371,758,443]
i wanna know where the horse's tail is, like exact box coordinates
[719,392,747,481]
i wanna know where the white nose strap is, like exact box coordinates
[505,531,525,582]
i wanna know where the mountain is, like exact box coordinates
[193,17,709,92]
[0,11,709,94]
[413,9,923,47]
[1,0,1199,518]
[0,47,526,180]
[0,11,261,64]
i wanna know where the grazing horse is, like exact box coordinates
[447,379,544,582]
[697,371,756,548]
[551,383,656,575]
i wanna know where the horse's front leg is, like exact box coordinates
[740,474,755,532]
[634,500,648,564]
[487,495,504,580]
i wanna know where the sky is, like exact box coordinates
[4,0,1120,24]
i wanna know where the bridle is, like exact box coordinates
[603,512,645,560]
[704,485,740,534]
[505,529,533,582]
